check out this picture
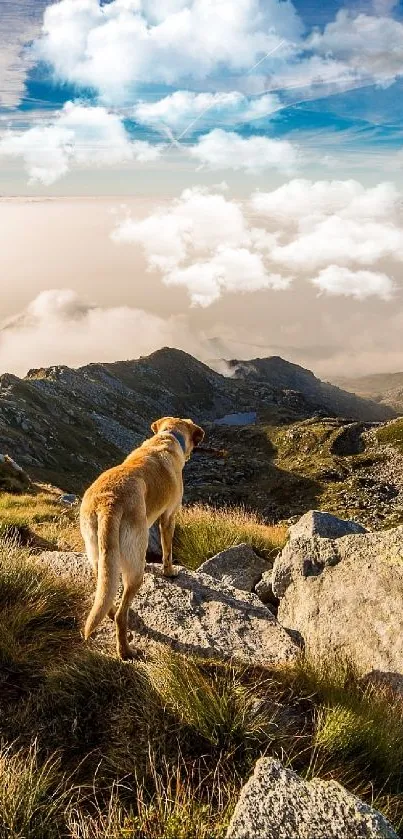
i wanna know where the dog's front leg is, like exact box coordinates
[159,512,178,577]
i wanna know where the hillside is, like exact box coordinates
[0,348,395,494]
[333,371,403,414]
[228,356,395,421]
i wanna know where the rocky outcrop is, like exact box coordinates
[288,509,366,542]
[0,453,31,492]
[39,551,299,666]
[226,758,398,839]
[272,516,403,684]
[198,543,270,592]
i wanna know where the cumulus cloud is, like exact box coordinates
[0,288,207,376]
[33,0,301,104]
[112,185,290,304]
[307,10,403,86]
[311,266,395,301]
[189,129,298,173]
[251,179,403,272]
[112,179,403,306]
[0,101,160,184]
[133,90,281,134]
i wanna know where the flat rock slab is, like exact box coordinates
[198,543,270,592]
[226,758,398,839]
[38,552,299,666]
[274,526,403,683]
[289,510,366,543]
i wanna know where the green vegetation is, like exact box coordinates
[1,535,403,837]
[0,489,81,549]
[174,503,287,569]
[377,419,403,454]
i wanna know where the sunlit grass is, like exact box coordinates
[175,504,287,569]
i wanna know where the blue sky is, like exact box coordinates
[0,0,402,191]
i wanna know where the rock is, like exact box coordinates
[198,544,270,592]
[254,570,278,609]
[147,522,162,559]
[289,510,367,542]
[38,551,299,666]
[59,493,78,506]
[0,453,31,492]
[275,526,403,685]
[226,758,398,839]
[272,536,340,599]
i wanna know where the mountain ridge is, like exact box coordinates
[0,347,396,494]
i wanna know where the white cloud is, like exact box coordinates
[112,180,403,306]
[0,101,160,184]
[0,0,48,107]
[33,0,302,104]
[133,90,281,134]
[112,185,290,304]
[307,10,403,86]
[166,247,290,306]
[189,129,298,173]
[251,179,403,272]
[0,288,207,375]
[312,266,395,300]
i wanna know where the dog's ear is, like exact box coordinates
[151,419,163,434]
[192,424,205,446]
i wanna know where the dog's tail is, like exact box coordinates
[84,510,121,640]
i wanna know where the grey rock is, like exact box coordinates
[198,543,270,592]
[59,493,78,506]
[39,552,299,666]
[255,570,277,607]
[272,535,340,599]
[276,526,403,684]
[226,758,398,839]
[289,510,366,542]
[147,523,162,557]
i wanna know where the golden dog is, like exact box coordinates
[80,416,204,659]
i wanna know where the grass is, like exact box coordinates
[0,488,82,550]
[377,419,403,455]
[174,504,287,569]
[1,496,403,835]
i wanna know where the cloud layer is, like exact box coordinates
[112,179,401,306]
[0,288,206,375]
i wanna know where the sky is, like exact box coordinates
[0,0,402,378]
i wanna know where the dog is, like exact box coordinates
[80,416,204,659]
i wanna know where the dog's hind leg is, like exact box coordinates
[115,516,148,660]
[159,511,178,577]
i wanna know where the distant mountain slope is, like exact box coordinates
[228,356,395,422]
[0,348,395,492]
[333,372,403,414]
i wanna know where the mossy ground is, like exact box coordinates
[377,419,403,455]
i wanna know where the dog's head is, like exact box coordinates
[151,416,205,457]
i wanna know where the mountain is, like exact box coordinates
[0,348,395,493]
[333,372,403,415]
[227,356,396,422]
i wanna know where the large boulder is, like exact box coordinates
[198,543,270,592]
[273,526,403,683]
[288,510,366,542]
[226,758,398,839]
[39,552,299,666]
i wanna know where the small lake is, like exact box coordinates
[215,412,257,426]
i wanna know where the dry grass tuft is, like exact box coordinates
[174,503,287,569]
